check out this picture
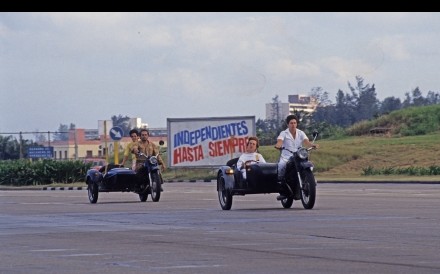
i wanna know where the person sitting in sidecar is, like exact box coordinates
[236,136,266,180]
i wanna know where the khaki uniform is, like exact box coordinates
[132,140,165,172]
[123,141,137,170]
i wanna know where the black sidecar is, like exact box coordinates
[85,164,153,203]
[216,158,296,210]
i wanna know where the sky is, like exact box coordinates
[2,12,440,134]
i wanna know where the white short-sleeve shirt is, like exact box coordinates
[277,128,308,161]
[237,152,266,171]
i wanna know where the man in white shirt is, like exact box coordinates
[274,115,318,200]
[274,115,318,180]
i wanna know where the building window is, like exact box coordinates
[86,150,93,158]
[64,151,67,159]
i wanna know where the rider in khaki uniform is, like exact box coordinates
[132,128,166,172]
[121,129,139,170]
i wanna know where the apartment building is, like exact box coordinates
[265,94,317,120]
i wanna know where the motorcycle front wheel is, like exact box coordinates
[217,173,232,210]
[300,170,316,209]
[150,172,161,202]
[87,179,98,204]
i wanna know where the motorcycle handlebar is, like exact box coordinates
[137,152,160,158]
[137,152,149,159]
[275,146,317,154]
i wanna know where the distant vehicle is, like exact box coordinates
[85,141,165,203]
[83,158,107,171]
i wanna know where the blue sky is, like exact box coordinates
[1,12,440,133]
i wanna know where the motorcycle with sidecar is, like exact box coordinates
[216,132,319,210]
[86,140,165,203]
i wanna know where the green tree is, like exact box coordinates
[349,76,379,122]
[53,124,69,141]
[256,118,273,145]
[0,135,38,160]
[0,135,17,160]
[335,89,356,127]
[111,115,131,137]
[411,87,426,107]
[33,129,47,143]
[402,92,412,108]
[426,90,440,105]
[380,96,402,114]
[310,86,331,106]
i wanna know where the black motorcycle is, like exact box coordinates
[216,132,318,210]
[135,142,165,202]
[86,140,165,203]
[276,131,318,209]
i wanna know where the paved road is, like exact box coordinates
[0,182,439,274]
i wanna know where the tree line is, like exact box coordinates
[257,75,440,145]
[2,75,440,159]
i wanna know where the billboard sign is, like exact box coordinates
[167,116,255,168]
[28,146,54,159]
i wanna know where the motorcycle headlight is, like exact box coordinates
[297,147,308,160]
[149,157,158,165]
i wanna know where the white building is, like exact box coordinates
[265,94,317,120]
[128,117,148,129]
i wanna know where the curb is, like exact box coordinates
[317,180,440,184]
[164,179,214,183]
[1,180,438,191]
[42,186,86,191]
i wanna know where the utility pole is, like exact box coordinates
[19,132,23,159]
[74,129,78,160]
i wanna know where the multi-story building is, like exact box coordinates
[265,102,290,121]
[50,129,102,160]
[43,119,167,161]
[287,94,318,114]
[266,94,317,120]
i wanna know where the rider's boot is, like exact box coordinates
[276,177,288,200]
[276,194,287,201]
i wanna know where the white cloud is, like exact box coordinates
[2,12,440,133]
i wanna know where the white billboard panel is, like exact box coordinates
[167,116,255,167]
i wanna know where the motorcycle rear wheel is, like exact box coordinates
[281,197,294,208]
[139,191,149,202]
[300,170,316,209]
[280,182,294,208]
